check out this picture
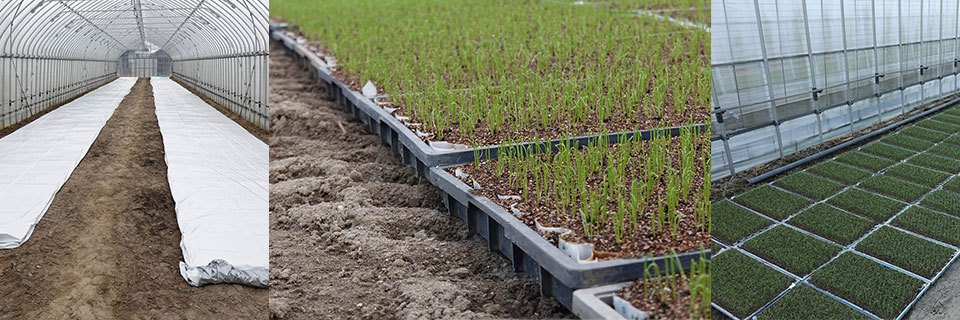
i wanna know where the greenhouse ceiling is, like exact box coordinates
[0,0,269,61]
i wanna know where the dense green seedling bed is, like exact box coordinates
[827,188,906,222]
[713,250,792,318]
[920,190,960,216]
[455,128,710,257]
[901,126,950,142]
[944,177,960,194]
[893,206,960,247]
[884,164,951,188]
[741,226,840,276]
[856,227,953,279]
[945,135,960,146]
[929,143,960,159]
[836,152,895,172]
[773,172,844,201]
[858,175,929,203]
[808,252,924,319]
[272,0,709,145]
[932,113,960,125]
[787,204,874,246]
[734,185,812,220]
[880,134,934,151]
[907,153,960,174]
[807,161,872,184]
[712,200,771,244]
[859,142,913,161]
[916,119,960,134]
[757,285,869,320]
[945,107,960,117]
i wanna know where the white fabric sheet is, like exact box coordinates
[0,78,137,249]
[150,77,268,287]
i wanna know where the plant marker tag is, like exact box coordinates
[396,115,411,121]
[613,295,649,320]
[296,37,306,44]
[382,106,397,113]
[534,219,572,234]
[472,180,482,190]
[454,168,469,179]
[558,237,595,263]
[509,203,525,216]
[429,141,469,150]
[497,195,521,200]
[362,81,378,98]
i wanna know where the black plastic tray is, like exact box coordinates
[426,166,710,309]
[270,24,707,176]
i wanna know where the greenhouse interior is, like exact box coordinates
[712,1,960,319]
[0,0,269,316]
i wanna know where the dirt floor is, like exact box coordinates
[268,42,570,319]
[0,78,267,319]
[908,256,960,319]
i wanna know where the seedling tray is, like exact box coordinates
[426,166,710,309]
[270,24,707,176]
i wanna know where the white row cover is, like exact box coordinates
[151,77,269,287]
[0,78,137,249]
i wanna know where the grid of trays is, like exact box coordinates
[712,106,960,320]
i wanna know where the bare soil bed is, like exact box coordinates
[0,78,266,319]
[268,41,569,319]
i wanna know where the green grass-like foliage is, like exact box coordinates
[932,113,960,125]
[880,134,934,151]
[757,285,869,320]
[858,175,928,203]
[807,161,872,184]
[856,226,954,279]
[809,252,924,319]
[827,188,905,222]
[901,126,949,142]
[773,172,844,201]
[734,185,812,220]
[713,250,792,318]
[272,0,709,143]
[788,204,874,246]
[835,152,894,172]
[930,143,960,159]
[907,153,960,174]
[712,200,771,245]
[742,226,840,276]
[916,119,960,134]
[920,190,960,216]
[893,206,960,247]
[885,164,951,188]
[944,177,960,194]
[859,143,913,161]
[488,127,709,242]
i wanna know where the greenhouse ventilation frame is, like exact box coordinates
[711,0,960,180]
[0,0,270,131]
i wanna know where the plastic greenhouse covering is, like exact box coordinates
[712,0,960,180]
[1,0,269,130]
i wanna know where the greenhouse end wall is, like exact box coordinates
[711,0,960,180]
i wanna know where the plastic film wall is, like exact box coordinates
[711,0,960,180]
[0,0,269,131]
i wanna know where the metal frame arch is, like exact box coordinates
[1,0,268,131]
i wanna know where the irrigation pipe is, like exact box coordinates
[748,96,960,184]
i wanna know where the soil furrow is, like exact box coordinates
[268,41,570,319]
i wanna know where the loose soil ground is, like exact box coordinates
[0,78,266,319]
[269,41,569,319]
